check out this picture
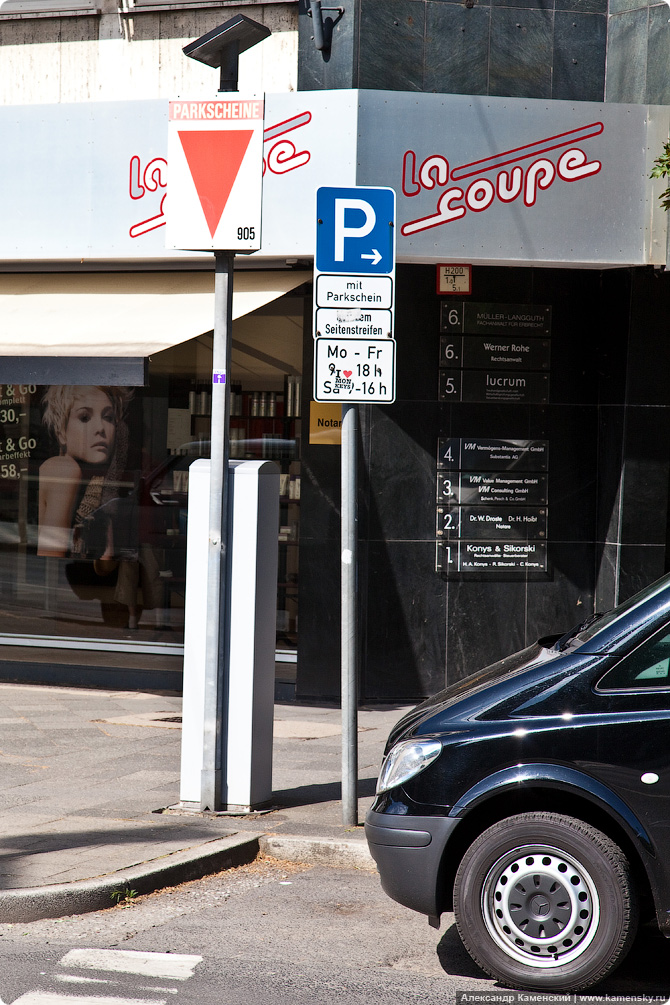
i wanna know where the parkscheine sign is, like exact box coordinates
[166,97,264,252]
[0,91,666,267]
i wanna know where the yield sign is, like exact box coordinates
[177,130,253,238]
[166,97,264,252]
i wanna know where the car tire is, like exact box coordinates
[453,811,638,991]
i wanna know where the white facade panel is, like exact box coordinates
[0,90,666,268]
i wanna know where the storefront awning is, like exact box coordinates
[0,270,310,382]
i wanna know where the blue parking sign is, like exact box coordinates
[316,186,395,275]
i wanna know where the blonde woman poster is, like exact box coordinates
[37,385,132,560]
[36,384,162,630]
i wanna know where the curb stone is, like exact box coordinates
[0,832,377,924]
[260,834,376,871]
[0,833,261,924]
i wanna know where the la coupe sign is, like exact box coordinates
[400,121,603,236]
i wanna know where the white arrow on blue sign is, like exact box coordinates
[316,186,395,275]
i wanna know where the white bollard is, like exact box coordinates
[180,459,280,811]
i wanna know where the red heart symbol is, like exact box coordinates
[343,370,352,378]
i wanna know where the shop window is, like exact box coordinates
[228,376,301,653]
[0,380,191,643]
[0,290,303,686]
[227,294,303,659]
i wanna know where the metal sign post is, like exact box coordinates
[313,185,396,826]
[172,15,269,811]
[201,249,234,810]
[340,401,358,826]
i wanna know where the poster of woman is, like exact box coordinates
[36,383,162,630]
[37,385,132,559]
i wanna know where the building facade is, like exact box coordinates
[0,0,668,700]
[294,0,670,699]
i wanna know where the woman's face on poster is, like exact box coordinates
[59,386,116,465]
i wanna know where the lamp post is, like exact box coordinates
[182,15,270,811]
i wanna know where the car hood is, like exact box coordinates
[385,640,562,750]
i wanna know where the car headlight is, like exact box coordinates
[376,738,442,794]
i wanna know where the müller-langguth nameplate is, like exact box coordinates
[440,302,552,337]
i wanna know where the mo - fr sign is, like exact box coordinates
[166,98,264,252]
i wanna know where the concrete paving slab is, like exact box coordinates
[273,720,344,738]
[0,682,413,921]
[94,712,183,728]
[0,833,262,923]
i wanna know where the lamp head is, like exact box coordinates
[183,15,271,69]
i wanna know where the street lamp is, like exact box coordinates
[183,15,270,812]
[183,14,270,92]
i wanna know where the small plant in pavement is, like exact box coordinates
[110,887,138,907]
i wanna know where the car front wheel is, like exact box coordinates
[453,811,638,991]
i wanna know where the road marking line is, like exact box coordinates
[54,979,177,995]
[9,995,166,1005]
[59,950,202,981]
[54,977,113,985]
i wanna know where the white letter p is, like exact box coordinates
[334,198,376,262]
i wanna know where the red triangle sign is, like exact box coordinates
[178,130,253,238]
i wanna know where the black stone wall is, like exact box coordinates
[606,0,670,104]
[298,0,670,107]
[298,0,606,101]
[296,265,670,701]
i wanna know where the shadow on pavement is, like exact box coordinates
[0,819,234,890]
[271,776,377,807]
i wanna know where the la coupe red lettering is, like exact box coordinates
[400,123,603,236]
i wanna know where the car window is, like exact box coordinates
[597,626,670,690]
[568,571,670,651]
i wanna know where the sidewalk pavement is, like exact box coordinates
[0,682,413,922]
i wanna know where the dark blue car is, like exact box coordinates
[365,572,670,992]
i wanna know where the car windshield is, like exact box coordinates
[554,572,670,652]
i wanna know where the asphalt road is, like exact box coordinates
[1,857,669,1005]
